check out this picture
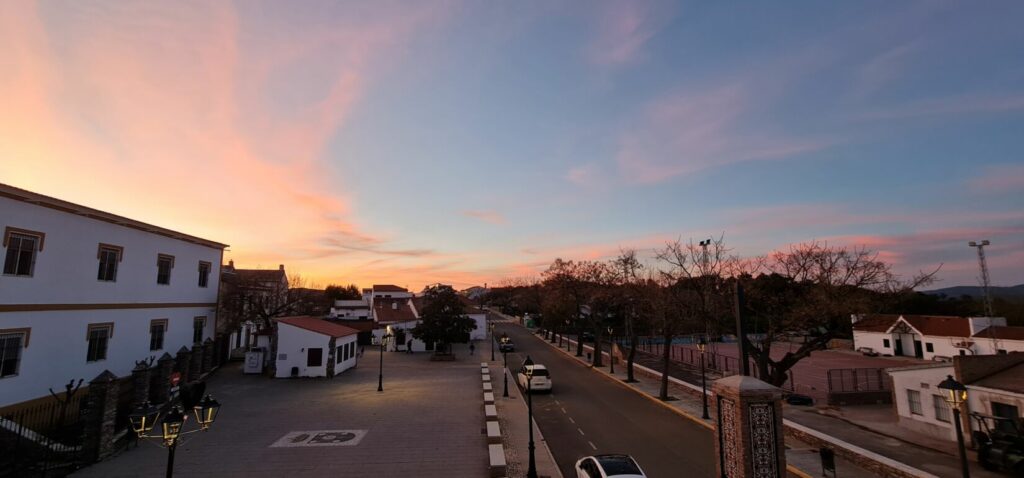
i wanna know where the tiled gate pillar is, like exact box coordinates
[712,375,786,478]
[82,370,120,462]
[153,352,175,404]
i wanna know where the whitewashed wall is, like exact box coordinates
[1,195,223,407]
[0,306,215,406]
[275,324,358,378]
[889,365,957,441]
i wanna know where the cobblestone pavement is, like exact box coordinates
[75,345,488,477]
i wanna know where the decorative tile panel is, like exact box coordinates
[748,402,779,478]
[719,397,739,478]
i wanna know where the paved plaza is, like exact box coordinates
[75,346,489,477]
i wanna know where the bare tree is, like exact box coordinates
[613,249,647,382]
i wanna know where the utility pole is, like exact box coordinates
[734,281,750,376]
[968,240,994,317]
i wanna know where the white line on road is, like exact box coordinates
[568,417,576,424]
[577,428,585,436]
[588,441,597,451]
[561,407,567,414]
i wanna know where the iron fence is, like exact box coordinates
[0,393,86,477]
[827,368,889,393]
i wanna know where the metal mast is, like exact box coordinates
[968,240,993,317]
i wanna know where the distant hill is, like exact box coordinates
[923,284,1024,300]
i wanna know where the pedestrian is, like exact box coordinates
[470,342,475,355]
[360,345,365,357]
[407,340,413,354]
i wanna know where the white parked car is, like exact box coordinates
[517,363,552,392]
[574,454,647,478]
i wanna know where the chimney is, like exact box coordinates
[279,264,284,271]
[228,260,234,268]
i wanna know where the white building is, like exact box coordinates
[362,284,486,352]
[0,183,226,407]
[275,316,359,378]
[887,353,1024,443]
[330,299,370,319]
[852,314,1024,360]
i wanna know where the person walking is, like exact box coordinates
[407,340,413,354]
[470,342,476,355]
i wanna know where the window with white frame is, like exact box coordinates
[198,261,211,288]
[97,244,123,282]
[3,228,44,277]
[150,319,167,351]
[933,394,951,422]
[157,254,174,285]
[0,330,28,378]
[907,389,923,415]
[87,323,113,362]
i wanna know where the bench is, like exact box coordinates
[857,347,879,357]
[488,443,506,478]
[486,421,501,444]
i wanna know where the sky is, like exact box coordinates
[2,1,1023,291]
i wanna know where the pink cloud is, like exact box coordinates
[616,84,827,184]
[967,164,1024,194]
[462,210,506,225]
[587,0,675,66]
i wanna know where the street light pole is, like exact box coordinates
[524,355,538,478]
[607,326,615,374]
[166,440,177,478]
[698,336,709,419]
[490,324,495,361]
[378,333,391,392]
[503,350,509,398]
[939,375,970,478]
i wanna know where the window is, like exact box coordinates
[307,348,323,367]
[907,389,923,415]
[192,317,206,344]
[96,244,123,282]
[86,323,113,362]
[337,346,344,364]
[0,329,29,378]
[925,343,934,353]
[150,319,167,351]
[883,339,890,348]
[933,395,951,422]
[959,350,966,356]
[3,227,44,277]
[198,261,211,288]
[156,254,174,285]
[992,402,1020,434]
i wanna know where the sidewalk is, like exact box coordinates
[527,327,878,478]
[483,348,562,478]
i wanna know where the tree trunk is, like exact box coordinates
[626,331,637,382]
[576,322,584,357]
[592,328,603,367]
[659,332,672,400]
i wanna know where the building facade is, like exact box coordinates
[274,316,359,378]
[0,183,226,407]
[852,314,1024,360]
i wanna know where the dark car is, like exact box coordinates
[498,336,515,352]
[580,331,595,342]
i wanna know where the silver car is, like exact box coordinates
[574,454,647,478]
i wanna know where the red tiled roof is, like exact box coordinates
[277,316,359,338]
[973,326,1024,341]
[899,315,971,338]
[373,284,408,292]
[853,314,899,332]
[972,363,1024,394]
[373,299,418,323]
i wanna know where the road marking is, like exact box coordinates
[577,428,585,436]
[588,441,597,451]
[568,417,576,424]
[560,407,567,414]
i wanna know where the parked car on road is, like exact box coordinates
[517,363,552,392]
[498,335,515,352]
[574,454,647,478]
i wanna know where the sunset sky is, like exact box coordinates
[2,1,1023,290]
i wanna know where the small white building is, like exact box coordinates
[0,183,225,408]
[275,316,359,378]
[330,299,370,319]
[887,353,1024,443]
[852,314,1024,360]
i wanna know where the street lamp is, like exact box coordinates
[502,349,509,398]
[490,323,496,361]
[607,326,615,374]
[523,355,538,478]
[938,375,970,478]
[378,332,393,392]
[130,395,222,478]
[696,336,710,419]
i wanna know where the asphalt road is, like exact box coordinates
[495,322,715,478]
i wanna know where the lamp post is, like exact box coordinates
[130,395,221,478]
[490,323,495,361]
[938,375,970,478]
[696,336,710,419]
[607,326,615,374]
[378,332,393,392]
[523,355,538,478]
[564,319,571,350]
[502,349,509,398]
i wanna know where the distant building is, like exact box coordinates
[0,183,226,407]
[274,316,359,378]
[352,284,487,352]
[887,353,1024,443]
[851,314,1024,360]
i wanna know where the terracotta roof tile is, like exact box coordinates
[972,326,1024,341]
[853,314,899,332]
[900,315,971,338]
[277,316,359,338]
[373,298,418,323]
